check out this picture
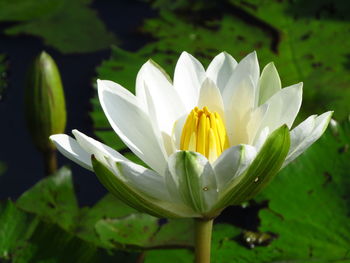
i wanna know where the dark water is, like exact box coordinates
[0,0,156,206]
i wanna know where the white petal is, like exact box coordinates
[213,144,257,191]
[258,62,281,105]
[136,60,186,136]
[258,82,303,133]
[173,52,206,111]
[197,78,225,118]
[246,103,268,144]
[72,129,127,163]
[253,127,270,150]
[106,158,170,201]
[50,134,92,171]
[225,77,256,146]
[143,84,177,156]
[97,79,168,174]
[282,111,333,168]
[222,51,259,107]
[206,52,237,93]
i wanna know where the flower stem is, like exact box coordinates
[194,218,213,263]
[43,148,57,176]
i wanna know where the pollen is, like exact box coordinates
[180,106,229,162]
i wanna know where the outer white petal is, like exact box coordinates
[258,62,281,106]
[105,157,171,202]
[136,60,186,137]
[222,51,259,107]
[173,52,206,111]
[282,111,333,168]
[165,151,218,213]
[213,144,257,191]
[50,134,92,171]
[206,52,237,93]
[72,129,127,163]
[257,82,303,134]
[97,79,167,174]
[197,78,225,118]
[225,77,256,146]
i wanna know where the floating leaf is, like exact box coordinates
[0,201,137,263]
[144,249,194,263]
[0,0,117,54]
[15,166,194,252]
[95,215,194,250]
[0,201,38,260]
[16,167,79,231]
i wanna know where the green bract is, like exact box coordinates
[25,51,66,153]
[51,51,332,218]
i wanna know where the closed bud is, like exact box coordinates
[25,51,66,154]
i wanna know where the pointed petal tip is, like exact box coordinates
[49,134,65,142]
[297,82,303,89]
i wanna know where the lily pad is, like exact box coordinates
[15,166,194,251]
[0,201,38,260]
[16,167,79,231]
[0,201,136,263]
[95,215,194,250]
[0,0,117,54]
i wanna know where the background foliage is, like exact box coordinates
[1,0,350,262]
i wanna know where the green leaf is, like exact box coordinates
[78,193,194,250]
[0,0,117,54]
[0,201,38,260]
[212,125,290,214]
[144,249,194,263]
[0,200,137,263]
[95,215,194,250]
[16,167,79,231]
[14,165,193,252]
[76,193,137,246]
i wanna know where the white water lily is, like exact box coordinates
[50,51,332,219]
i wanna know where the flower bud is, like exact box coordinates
[25,51,66,153]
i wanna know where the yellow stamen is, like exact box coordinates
[180,106,229,162]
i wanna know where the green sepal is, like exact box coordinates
[210,125,290,216]
[166,151,217,214]
[91,156,183,219]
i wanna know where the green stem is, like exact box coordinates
[194,218,213,263]
[43,148,57,176]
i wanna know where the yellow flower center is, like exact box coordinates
[180,106,229,162]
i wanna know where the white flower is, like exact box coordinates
[50,51,332,218]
